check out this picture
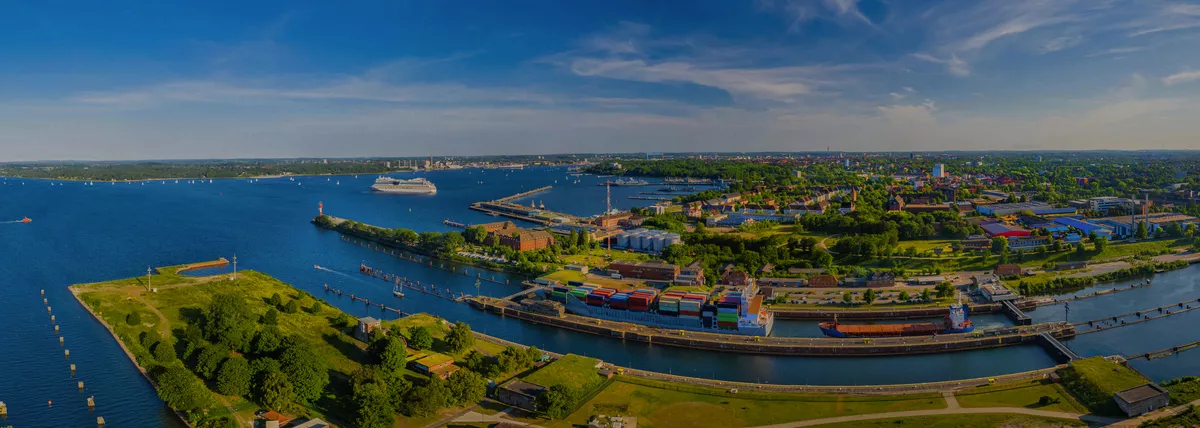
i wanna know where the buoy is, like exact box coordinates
[44,298,48,304]
[47,306,52,313]
[64,349,70,357]
[87,396,95,408]
[48,400,52,407]
[0,401,7,416]
[55,325,60,333]
[60,336,64,345]
[51,315,56,322]
[41,289,45,296]
[98,416,105,426]
[78,380,85,390]
[71,364,76,374]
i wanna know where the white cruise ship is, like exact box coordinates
[371,177,437,194]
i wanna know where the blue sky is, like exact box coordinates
[3,0,1200,160]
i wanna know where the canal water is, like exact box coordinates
[0,168,1197,427]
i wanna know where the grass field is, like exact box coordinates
[523,354,602,388]
[811,413,1085,428]
[954,379,1089,414]
[539,269,643,289]
[73,266,479,428]
[561,247,651,269]
[897,239,956,253]
[544,377,946,428]
[1062,357,1150,415]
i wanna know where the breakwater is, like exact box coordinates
[494,185,552,202]
[469,297,1076,357]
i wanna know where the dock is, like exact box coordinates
[1128,339,1200,360]
[468,297,1077,357]
[342,235,513,285]
[495,185,552,203]
[442,219,469,229]
[1073,297,1200,335]
[357,264,471,302]
[1032,280,1153,307]
[1036,332,1081,363]
[1001,300,1032,325]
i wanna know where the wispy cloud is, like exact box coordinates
[1162,70,1200,86]
[1085,46,1150,57]
[911,53,970,77]
[758,0,874,32]
[1039,34,1084,53]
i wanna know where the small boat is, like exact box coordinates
[393,284,405,298]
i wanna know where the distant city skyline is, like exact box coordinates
[3,1,1200,161]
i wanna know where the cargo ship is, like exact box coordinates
[819,303,973,338]
[543,283,773,336]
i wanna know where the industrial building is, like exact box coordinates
[1087,196,1131,214]
[611,228,682,253]
[981,222,1032,238]
[608,260,680,281]
[975,202,1053,216]
[1114,384,1170,417]
[1052,217,1114,239]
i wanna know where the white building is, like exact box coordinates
[1088,196,1131,214]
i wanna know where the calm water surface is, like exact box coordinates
[0,168,1196,427]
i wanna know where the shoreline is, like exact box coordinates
[67,286,194,428]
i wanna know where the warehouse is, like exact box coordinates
[981,222,1032,238]
[975,202,1053,216]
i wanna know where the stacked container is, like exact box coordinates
[701,304,717,328]
[549,286,570,303]
[629,290,655,312]
[657,295,680,316]
[716,296,741,330]
[608,293,630,310]
[569,286,593,301]
[586,288,615,306]
[678,293,706,318]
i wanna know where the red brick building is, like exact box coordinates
[495,229,555,252]
[608,261,680,281]
[594,212,633,228]
[808,274,839,288]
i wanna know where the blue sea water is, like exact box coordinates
[0,167,1196,427]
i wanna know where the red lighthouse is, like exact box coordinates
[318,201,323,216]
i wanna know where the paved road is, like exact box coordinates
[748,407,1123,428]
[1109,398,1200,427]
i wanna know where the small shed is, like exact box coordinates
[498,380,547,411]
[355,317,381,342]
[996,264,1022,277]
[1114,383,1170,417]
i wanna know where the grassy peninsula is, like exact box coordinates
[70,263,492,428]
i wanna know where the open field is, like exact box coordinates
[523,354,602,388]
[542,376,945,428]
[1062,357,1150,415]
[954,379,1088,414]
[561,247,652,269]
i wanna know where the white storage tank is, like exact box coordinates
[616,232,630,248]
[652,236,666,252]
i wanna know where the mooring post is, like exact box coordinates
[65,349,70,358]
[87,396,95,408]
[78,380,84,390]
[97,416,105,426]
[70,364,76,375]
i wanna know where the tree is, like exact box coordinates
[842,291,853,304]
[898,291,910,301]
[215,356,252,397]
[441,231,466,253]
[268,293,283,307]
[195,345,229,379]
[402,377,450,417]
[1094,236,1109,253]
[408,326,433,351]
[283,300,300,314]
[262,309,279,325]
[536,384,577,419]
[446,370,487,406]
[152,340,177,362]
[154,365,213,413]
[524,346,543,364]
[280,344,330,403]
[496,346,534,373]
[1075,242,1086,254]
[813,248,834,269]
[991,236,1009,254]
[253,326,284,355]
[126,311,143,326]
[463,225,487,244]
[935,281,955,299]
[1137,221,1149,240]
[307,301,322,314]
[862,288,877,305]
[380,337,408,374]
[203,293,256,351]
[445,322,474,355]
[196,415,238,428]
[250,357,282,381]
[354,383,395,428]
[256,370,293,411]
[920,288,932,301]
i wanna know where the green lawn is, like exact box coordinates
[897,239,956,253]
[1062,357,1151,415]
[540,270,587,284]
[954,379,1088,414]
[1162,377,1200,405]
[544,377,945,428]
[524,354,603,388]
[810,413,1085,428]
[561,247,651,269]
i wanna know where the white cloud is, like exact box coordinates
[570,59,827,101]
[1039,35,1084,53]
[1162,70,1200,86]
[912,53,971,77]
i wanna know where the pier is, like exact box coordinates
[341,235,513,285]
[768,301,1033,320]
[357,264,471,302]
[1032,280,1153,307]
[1073,297,1200,335]
[1128,339,1200,360]
[501,286,544,302]
[495,185,552,203]
[468,297,1076,357]
[442,219,469,229]
[1036,332,1081,363]
[1001,300,1032,325]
